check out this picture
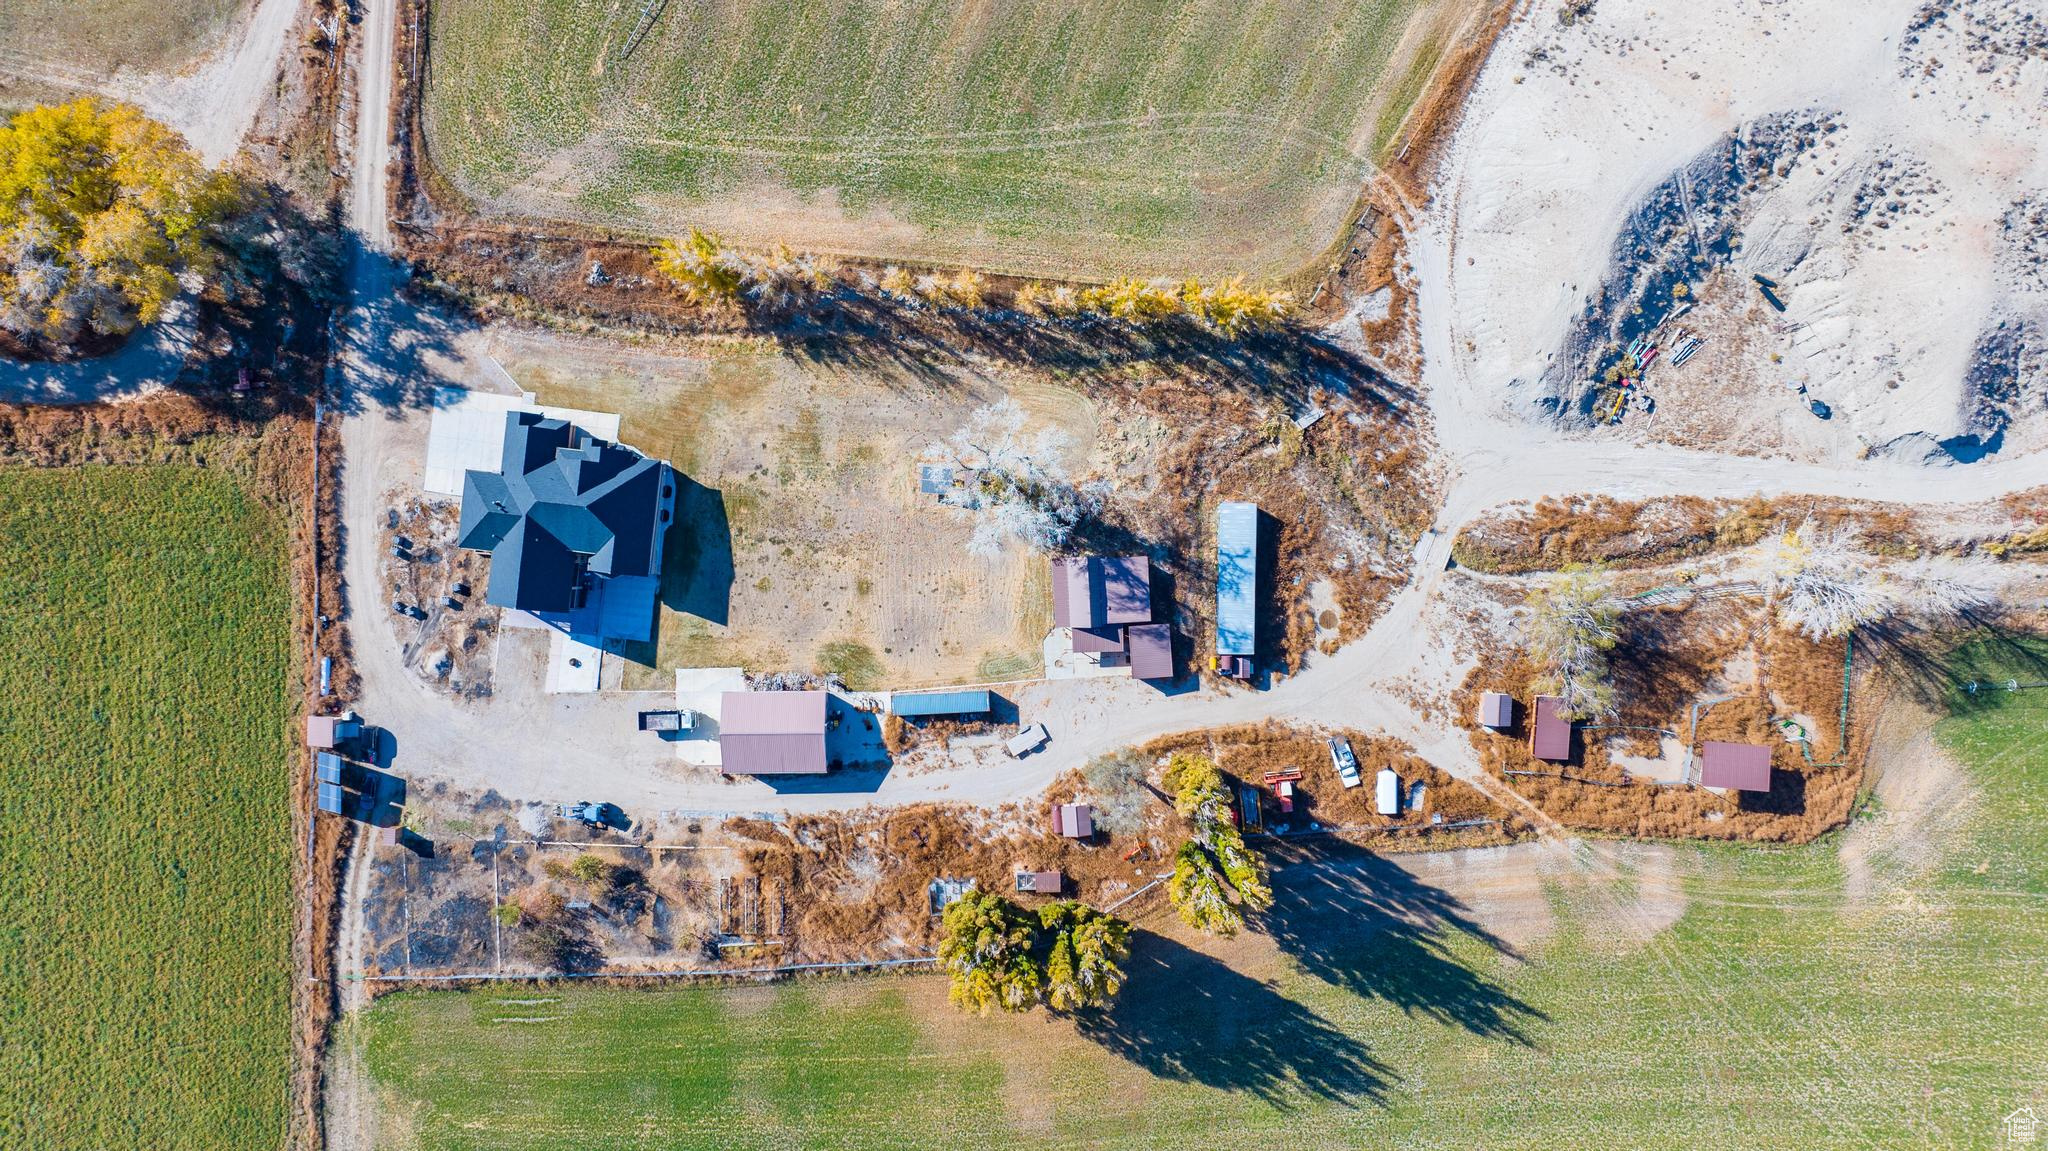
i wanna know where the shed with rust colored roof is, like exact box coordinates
[1700,741,1773,792]
[1016,870,1062,894]
[1530,696,1571,762]
[718,691,828,775]
[1127,623,1174,681]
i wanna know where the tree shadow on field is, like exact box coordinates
[769,293,1421,417]
[1075,928,1398,1108]
[1260,839,1546,1045]
[1862,611,2048,713]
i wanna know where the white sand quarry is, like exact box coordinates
[1430,0,2048,464]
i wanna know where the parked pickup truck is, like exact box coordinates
[637,709,694,733]
[1327,737,1363,789]
[1006,723,1050,758]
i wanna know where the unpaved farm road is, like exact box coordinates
[323,0,2048,826]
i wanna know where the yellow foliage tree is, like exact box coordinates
[0,98,238,346]
[651,227,746,305]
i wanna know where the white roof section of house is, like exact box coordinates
[422,385,623,496]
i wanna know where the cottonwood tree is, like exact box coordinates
[1766,518,1997,640]
[938,889,1043,1014]
[652,229,835,309]
[1038,901,1131,1012]
[0,99,240,347]
[1080,750,1150,835]
[1524,565,1621,720]
[1163,752,1271,933]
[926,398,1096,557]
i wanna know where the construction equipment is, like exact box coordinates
[554,801,609,828]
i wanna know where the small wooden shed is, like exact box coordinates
[1015,870,1062,894]
[1052,803,1094,839]
[1478,691,1514,730]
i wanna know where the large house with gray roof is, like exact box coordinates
[458,412,676,631]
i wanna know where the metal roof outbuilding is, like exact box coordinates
[1478,691,1514,730]
[718,691,829,775]
[1700,741,1773,792]
[1216,502,1259,657]
[1530,696,1572,762]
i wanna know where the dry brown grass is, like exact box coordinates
[1455,603,1871,843]
[1135,722,1525,847]
[1451,492,1941,575]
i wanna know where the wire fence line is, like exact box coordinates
[350,955,939,984]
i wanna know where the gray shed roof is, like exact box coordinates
[1479,692,1514,729]
[458,412,671,614]
[719,691,829,775]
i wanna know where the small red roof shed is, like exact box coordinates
[1016,870,1062,894]
[1530,696,1571,762]
[1052,803,1094,839]
[1700,741,1773,792]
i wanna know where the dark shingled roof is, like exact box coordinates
[458,412,670,613]
[1051,555,1152,629]
[1126,622,1173,680]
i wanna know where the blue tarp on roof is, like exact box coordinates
[1216,501,1259,656]
[890,690,993,717]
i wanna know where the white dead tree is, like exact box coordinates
[926,399,1095,558]
[1767,518,2001,640]
[1765,519,1893,640]
[1524,566,1621,720]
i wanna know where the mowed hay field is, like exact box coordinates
[0,0,242,82]
[0,468,293,1149]
[362,637,2048,1149]
[424,0,1474,276]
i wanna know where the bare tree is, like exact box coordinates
[1524,566,1620,720]
[926,399,1095,557]
[1765,519,1892,641]
[1767,518,2000,640]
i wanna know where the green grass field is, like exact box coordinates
[0,467,294,1149]
[361,635,2048,1149]
[424,0,1464,277]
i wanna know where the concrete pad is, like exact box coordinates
[421,385,624,496]
[671,667,745,768]
[544,630,604,694]
[1043,629,1127,681]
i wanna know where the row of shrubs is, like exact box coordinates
[651,227,1293,338]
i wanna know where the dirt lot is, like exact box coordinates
[1453,586,1879,844]
[474,319,1436,690]
[485,330,1086,690]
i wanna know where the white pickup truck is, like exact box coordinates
[1327,738,1363,789]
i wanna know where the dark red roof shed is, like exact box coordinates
[1530,696,1572,762]
[1700,741,1773,792]
[1126,623,1173,680]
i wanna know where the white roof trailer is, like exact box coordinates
[1375,768,1401,816]
[1216,501,1259,658]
